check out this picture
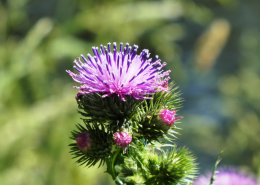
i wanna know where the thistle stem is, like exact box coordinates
[106,149,121,181]
[209,150,225,185]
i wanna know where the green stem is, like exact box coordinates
[106,149,121,180]
[111,150,120,179]
[209,149,225,185]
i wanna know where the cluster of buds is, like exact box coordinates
[67,42,197,184]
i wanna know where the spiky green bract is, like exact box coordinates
[69,122,113,168]
[115,155,145,185]
[114,141,147,185]
[135,84,182,142]
[77,93,141,129]
[105,149,141,185]
[144,146,198,185]
[114,142,197,185]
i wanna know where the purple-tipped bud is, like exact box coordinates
[159,109,182,126]
[113,131,132,148]
[76,132,91,152]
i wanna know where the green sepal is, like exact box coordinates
[77,93,142,127]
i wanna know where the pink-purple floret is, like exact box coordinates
[66,42,170,101]
[113,131,132,147]
[76,132,91,152]
[159,109,182,126]
[194,168,259,185]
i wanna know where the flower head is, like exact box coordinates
[76,132,91,152]
[66,42,170,101]
[113,131,132,150]
[194,168,259,185]
[159,109,182,126]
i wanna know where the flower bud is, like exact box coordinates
[137,109,182,142]
[159,109,182,126]
[113,131,132,152]
[113,131,132,147]
[70,123,113,167]
[76,132,91,152]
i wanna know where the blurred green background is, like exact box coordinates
[1,0,260,184]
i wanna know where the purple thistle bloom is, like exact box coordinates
[159,109,182,126]
[66,42,170,101]
[76,132,91,152]
[194,168,259,185]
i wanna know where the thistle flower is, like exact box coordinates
[159,109,182,126]
[66,42,170,101]
[194,168,259,185]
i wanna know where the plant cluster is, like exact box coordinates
[67,42,198,185]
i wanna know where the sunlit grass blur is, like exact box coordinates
[1,0,260,184]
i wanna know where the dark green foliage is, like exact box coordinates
[134,84,182,142]
[69,122,113,168]
[77,93,142,129]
